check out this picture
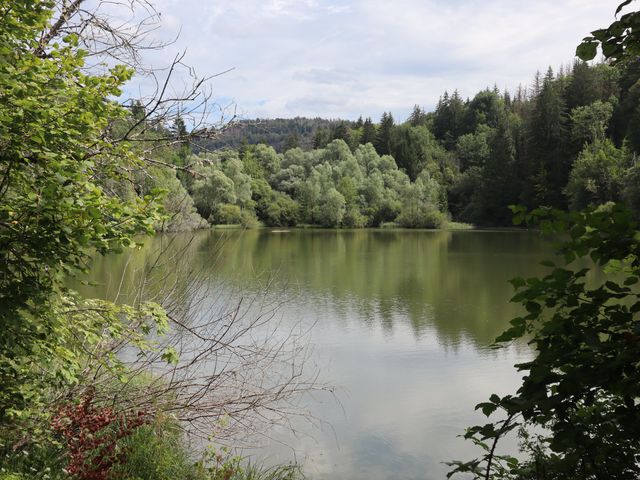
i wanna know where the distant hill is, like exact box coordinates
[194,117,353,153]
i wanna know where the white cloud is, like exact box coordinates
[129,0,620,120]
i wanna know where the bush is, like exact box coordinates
[240,210,260,228]
[264,193,300,227]
[212,204,243,224]
[395,204,446,228]
[51,393,150,480]
[342,207,368,228]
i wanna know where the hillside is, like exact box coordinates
[194,117,354,153]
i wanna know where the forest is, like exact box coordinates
[159,58,640,229]
[198,117,351,152]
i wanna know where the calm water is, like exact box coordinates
[80,229,560,479]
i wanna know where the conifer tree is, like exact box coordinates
[360,117,376,145]
[374,112,395,155]
[476,114,518,224]
[408,104,428,127]
[523,67,569,208]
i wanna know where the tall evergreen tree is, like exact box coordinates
[374,112,395,155]
[331,122,350,143]
[611,59,640,151]
[522,67,569,208]
[360,117,376,145]
[408,104,428,127]
[433,90,467,149]
[172,114,190,170]
[475,114,518,225]
[565,61,600,111]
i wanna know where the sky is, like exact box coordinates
[130,0,620,122]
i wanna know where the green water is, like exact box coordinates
[80,228,560,479]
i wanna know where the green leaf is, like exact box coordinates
[161,347,179,365]
[576,41,598,60]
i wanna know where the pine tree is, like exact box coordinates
[360,117,376,145]
[523,67,569,208]
[433,90,467,149]
[532,70,542,97]
[408,104,428,127]
[172,114,190,168]
[374,112,395,155]
[476,114,518,225]
[331,122,350,143]
[565,61,599,111]
[130,100,145,122]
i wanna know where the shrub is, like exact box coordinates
[240,210,260,228]
[395,204,446,228]
[51,392,149,480]
[212,204,243,224]
[342,207,368,228]
[264,193,300,227]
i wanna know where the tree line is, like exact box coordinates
[176,60,640,229]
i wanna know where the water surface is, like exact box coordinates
[81,229,559,479]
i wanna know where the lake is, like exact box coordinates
[79,228,558,479]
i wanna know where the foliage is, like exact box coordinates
[565,140,630,209]
[313,188,346,227]
[4,403,303,480]
[448,203,640,479]
[188,140,448,229]
[570,100,614,147]
[138,166,207,232]
[623,163,640,213]
[51,392,149,480]
[395,203,445,229]
[396,172,447,228]
[212,204,244,225]
[456,125,493,172]
[0,0,174,429]
[577,0,640,64]
[265,192,300,227]
[450,3,640,478]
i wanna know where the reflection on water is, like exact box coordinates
[79,228,561,479]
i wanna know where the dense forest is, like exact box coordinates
[170,60,640,229]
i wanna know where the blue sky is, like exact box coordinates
[137,0,619,121]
